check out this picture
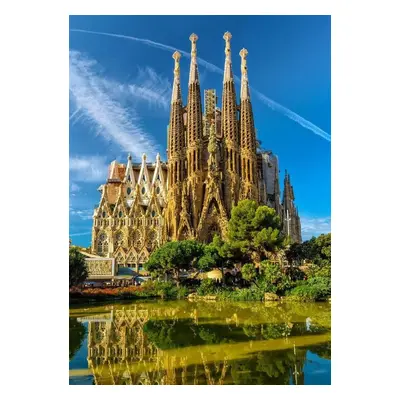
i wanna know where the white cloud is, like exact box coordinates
[70,183,81,192]
[301,216,331,240]
[69,207,93,220]
[69,50,163,158]
[69,155,108,182]
[70,231,92,237]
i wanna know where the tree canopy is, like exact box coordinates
[227,200,285,263]
[144,240,204,286]
[69,247,88,288]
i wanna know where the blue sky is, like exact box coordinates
[69,15,331,247]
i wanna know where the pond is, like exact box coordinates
[69,300,331,385]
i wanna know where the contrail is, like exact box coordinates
[70,28,331,142]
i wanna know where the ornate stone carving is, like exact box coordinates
[86,259,114,277]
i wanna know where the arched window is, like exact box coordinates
[115,232,124,248]
[97,232,109,256]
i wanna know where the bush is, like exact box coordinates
[217,285,265,301]
[197,279,218,296]
[177,286,189,299]
[151,281,179,299]
[287,277,331,301]
[259,261,292,295]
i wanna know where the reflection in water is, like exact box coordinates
[69,301,331,385]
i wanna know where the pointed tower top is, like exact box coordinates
[189,34,199,84]
[171,51,182,103]
[239,48,248,61]
[190,33,198,45]
[223,32,233,83]
[223,31,232,41]
[142,153,147,161]
[240,48,250,100]
[156,153,161,162]
[127,153,132,161]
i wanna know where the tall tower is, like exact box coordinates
[239,48,258,201]
[183,33,204,235]
[282,171,302,243]
[165,51,185,240]
[203,89,217,138]
[221,32,240,213]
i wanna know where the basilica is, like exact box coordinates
[90,32,302,273]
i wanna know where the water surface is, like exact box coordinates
[69,300,331,385]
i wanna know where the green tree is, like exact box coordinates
[241,263,258,286]
[144,240,204,286]
[197,235,238,282]
[285,242,305,266]
[259,261,291,295]
[69,247,88,288]
[227,200,285,263]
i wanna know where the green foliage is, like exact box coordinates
[241,263,257,283]
[284,266,306,281]
[259,261,291,295]
[144,240,204,285]
[285,242,304,265]
[227,200,285,262]
[197,278,218,296]
[217,286,265,301]
[288,277,331,301]
[69,247,88,288]
[286,233,331,269]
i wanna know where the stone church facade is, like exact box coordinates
[90,32,301,272]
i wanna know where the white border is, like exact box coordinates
[2,0,399,398]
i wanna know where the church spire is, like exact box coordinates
[186,33,203,152]
[240,48,250,100]
[185,33,204,231]
[171,51,182,104]
[223,31,233,83]
[239,48,256,152]
[221,32,240,212]
[167,51,185,185]
[239,48,258,201]
[168,51,184,159]
[189,33,199,84]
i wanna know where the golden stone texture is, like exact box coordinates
[89,34,302,269]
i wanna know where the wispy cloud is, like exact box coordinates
[70,208,93,220]
[129,67,171,110]
[301,216,331,240]
[70,28,331,142]
[70,183,81,192]
[69,155,109,182]
[70,231,92,237]
[69,50,163,158]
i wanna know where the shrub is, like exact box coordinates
[197,278,218,296]
[152,281,178,299]
[217,285,265,301]
[288,277,331,301]
[177,286,189,299]
[259,261,292,295]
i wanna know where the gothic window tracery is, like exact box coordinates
[115,231,124,248]
[147,230,157,251]
[97,232,109,256]
[133,230,143,249]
